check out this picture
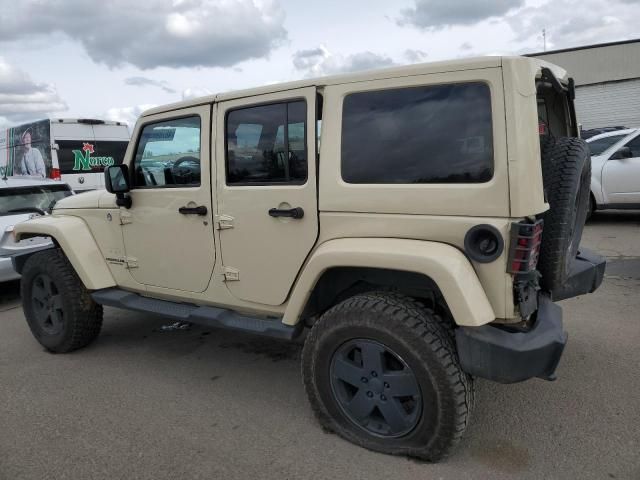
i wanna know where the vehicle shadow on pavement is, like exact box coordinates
[0,280,21,311]
[587,210,640,225]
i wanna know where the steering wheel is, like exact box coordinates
[171,156,200,184]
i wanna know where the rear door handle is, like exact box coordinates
[179,205,208,216]
[268,207,304,219]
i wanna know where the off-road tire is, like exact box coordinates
[301,292,473,461]
[539,136,591,291]
[21,248,103,353]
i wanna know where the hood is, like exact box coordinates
[54,190,116,210]
[0,212,33,233]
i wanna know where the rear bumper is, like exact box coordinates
[454,247,605,384]
[551,248,606,301]
[455,294,566,383]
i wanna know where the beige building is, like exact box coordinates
[529,39,640,130]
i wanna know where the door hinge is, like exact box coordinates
[120,211,133,225]
[222,266,239,281]
[125,257,138,269]
[214,214,234,230]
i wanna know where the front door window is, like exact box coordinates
[133,116,201,188]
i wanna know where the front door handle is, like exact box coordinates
[268,207,304,219]
[179,205,208,216]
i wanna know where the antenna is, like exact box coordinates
[542,28,547,52]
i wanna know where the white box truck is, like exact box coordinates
[0,119,129,192]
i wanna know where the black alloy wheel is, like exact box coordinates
[30,273,65,335]
[330,339,422,438]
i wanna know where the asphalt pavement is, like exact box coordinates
[1,212,639,480]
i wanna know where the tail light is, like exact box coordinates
[507,220,543,274]
[538,122,547,135]
[50,168,61,180]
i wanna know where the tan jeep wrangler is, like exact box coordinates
[13,56,605,461]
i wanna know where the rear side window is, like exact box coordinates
[341,83,493,184]
[57,140,128,174]
[226,100,307,184]
[588,134,626,156]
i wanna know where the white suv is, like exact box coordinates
[586,128,640,215]
[0,177,73,281]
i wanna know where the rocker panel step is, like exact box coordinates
[91,288,300,340]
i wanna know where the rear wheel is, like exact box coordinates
[302,292,473,461]
[538,136,591,291]
[21,249,103,353]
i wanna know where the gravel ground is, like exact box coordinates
[1,212,639,480]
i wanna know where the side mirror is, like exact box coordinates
[610,146,633,160]
[104,164,132,208]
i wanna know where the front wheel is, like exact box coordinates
[301,292,473,461]
[21,248,103,353]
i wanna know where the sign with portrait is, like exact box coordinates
[0,119,52,178]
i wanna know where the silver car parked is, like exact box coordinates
[0,177,73,282]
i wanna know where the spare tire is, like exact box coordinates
[538,136,591,292]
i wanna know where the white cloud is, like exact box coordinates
[182,87,213,100]
[507,0,639,50]
[0,0,287,69]
[125,77,176,94]
[0,57,67,123]
[104,104,156,127]
[404,49,428,63]
[292,47,396,77]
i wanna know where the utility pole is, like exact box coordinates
[542,28,547,52]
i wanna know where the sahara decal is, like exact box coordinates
[72,143,116,171]
[105,256,126,265]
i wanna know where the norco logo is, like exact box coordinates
[73,143,115,171]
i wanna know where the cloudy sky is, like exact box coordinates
[0,0,638,128]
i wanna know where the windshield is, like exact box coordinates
[0,184,73,216]
[588,134,627,156]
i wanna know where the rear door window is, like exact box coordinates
[226,100,307,184]
[341,82,493,184]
